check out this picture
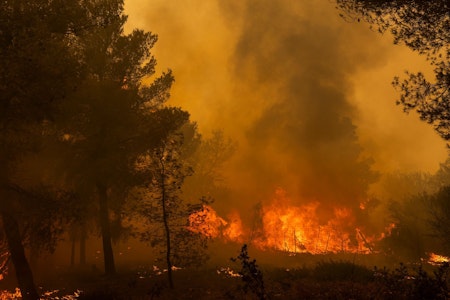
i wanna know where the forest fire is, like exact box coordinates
[0,288,21,300]
[189,189,392,254]
[428,253,450,266]
[0,250,8,282]
[188,205,244,243]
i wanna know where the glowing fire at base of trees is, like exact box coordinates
[0,288,21,300]
[0,249,8,282]
[428,253,450,266]
[189,189,395,254]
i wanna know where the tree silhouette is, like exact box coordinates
[57,0,188,276]
[232,244,267,300]
[126,125,211,288]
[336,0,450,139]
[150,136,189,289]
[183,130,236,203]
[381,195,432,260]
[428,186,450,255]
[1,2,187,297]
[0,0,90,298]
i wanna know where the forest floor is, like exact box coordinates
[1,258,449,299]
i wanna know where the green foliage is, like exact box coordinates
[231,244,267,300]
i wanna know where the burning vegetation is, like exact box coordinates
[0,243,8,282]
[428,253,450,266]
[189,188,396,255]
[1,0,450,299]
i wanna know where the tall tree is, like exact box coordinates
[58,0,188,276]
[126,125,209,289]
[336,0,450,139]
[0,0,89,298]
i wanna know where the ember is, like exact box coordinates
[0,288,21,300]
[0,289,82,300]
[0,247,8,281]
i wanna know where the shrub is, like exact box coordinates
[374,262,450,299]
[232,244,267,300]
[312,260,374,282]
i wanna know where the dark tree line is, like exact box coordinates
[0,0,235,298]
[336,0,449,139]
[1,1,89,298]
[336,0,450,257]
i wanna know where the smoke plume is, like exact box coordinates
[218,0,382,214]
[124,0,447,219]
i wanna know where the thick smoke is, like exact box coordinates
[218,0,381,214]
[123,0,448,219]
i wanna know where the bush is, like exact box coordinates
[312,260,374,282]
[232,244,267,300]
[374,262,450,300]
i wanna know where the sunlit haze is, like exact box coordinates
[124,0,447,206]
[1,1,448,298]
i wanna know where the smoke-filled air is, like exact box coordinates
[1,0,450,299]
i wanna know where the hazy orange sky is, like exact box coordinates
[124,0,447,209]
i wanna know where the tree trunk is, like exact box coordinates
[97,183,116,275]
[1,211,39,300]
[79,224,86,266]
[160,164,173,289]
[70,236,75,268]
[162,198,173,289]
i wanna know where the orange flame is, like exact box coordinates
[188,188,393,254]
[188,206,244,242]
[0,250,8,282]
[222,211,245,243]
[0,288,21,300]
[380,223,396,239]
[188,205,227,238]
[428,253,450,266]
[253,191,367,253]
